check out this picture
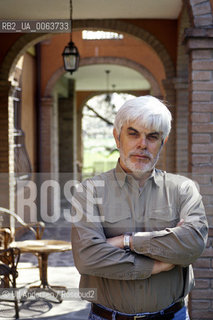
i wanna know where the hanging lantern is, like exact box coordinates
[62,40,80,73]
[62,0,80,74]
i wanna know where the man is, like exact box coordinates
[71,96,208,320]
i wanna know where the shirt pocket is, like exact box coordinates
[145,206,179,230]
[101,204,132,237]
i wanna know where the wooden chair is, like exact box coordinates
[0,207,45,249]
[0,247,20,319]
[0,207,71,303]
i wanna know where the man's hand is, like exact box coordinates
[107,219,184,251]
[107,235,124,249]
[151,260,175,275]
[176,218,184,227]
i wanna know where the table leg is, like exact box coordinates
[28,252,64,303]
[38,253,48,287]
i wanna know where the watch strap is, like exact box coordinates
[123,234,130,251]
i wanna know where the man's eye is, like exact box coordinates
[129,132,140,138]
[147,135,159,141]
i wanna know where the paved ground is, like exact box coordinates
[0,221,91,320]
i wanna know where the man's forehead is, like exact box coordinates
[122,120,160,134]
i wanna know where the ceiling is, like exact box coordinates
[66,65,151,91]
[0,0,182,20]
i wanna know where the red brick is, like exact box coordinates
[194,14,213,27]
[192,60,213,70]
[194,268,213,278]
[191,112,211,122]
[192,174,211,184]
[206,206,213,215]
[207,216,213,226]
[207,195,213,205]
[192,143,213,153]
[187,38,213,50]
[190,310,213,319]
[191,102,213,112]
[201,246,213,257]
[190,0,208,5]
[192,134,211,144]
[192,92,212,102]
[192,155,211,164]
[192,50,212,60]
[206,239,212,248]
[193,2,212,16]
[208,228,213,237]
[192,124,213,133]
[191,166,213,174]
[191,300,210,309]
[195,279,210,289]
[191,289,213,299]
[193,82,213,91]
[203,195,213,205]
[193,259,211,268]
[192,71,212,80]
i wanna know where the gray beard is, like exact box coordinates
[119,149,161,179]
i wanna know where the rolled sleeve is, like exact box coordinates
[132,179,208,266]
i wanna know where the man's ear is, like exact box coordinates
[113,128,120,149]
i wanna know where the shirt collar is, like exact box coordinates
[114,160,161,188]
[115,161,127,188]
[151,169,162,187]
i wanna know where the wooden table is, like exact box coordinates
[10,239,72,302]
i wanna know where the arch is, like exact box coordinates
[0,34,51,81]
[74,19,175,79]
[44,56,161,97]
[0,19,175,83]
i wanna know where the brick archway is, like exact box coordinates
[0,34,51,81]
[74,19,175,79]
[44,56,162,97]
[0,19,175,83]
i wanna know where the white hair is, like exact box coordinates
[114,95,172,140]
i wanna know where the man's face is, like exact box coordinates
[113,120,164,176]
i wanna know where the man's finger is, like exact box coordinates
[176,219,184,227]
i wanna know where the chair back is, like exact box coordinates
[0,207,45,248]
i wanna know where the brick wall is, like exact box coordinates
[176,6,191,174]
[190,0,213,27]
[0,80,10,208]
[184,27,213,319]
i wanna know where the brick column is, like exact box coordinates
[0,80,11,208]
[76,106,83,180]
[40,97,53,172]
[184,28,213,320]
[58,79,75,174]
[162,79,176,173]
[173,78,189,173]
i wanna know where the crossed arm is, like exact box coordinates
[107,219,184,275]
[71,179,208,280]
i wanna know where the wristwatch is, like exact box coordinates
[123,234,131,251]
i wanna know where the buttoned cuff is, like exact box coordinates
[132,232,151,254]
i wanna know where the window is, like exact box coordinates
[82,30,124,40]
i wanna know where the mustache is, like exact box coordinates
[129,150,153,159]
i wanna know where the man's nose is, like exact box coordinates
[136,135,147,149]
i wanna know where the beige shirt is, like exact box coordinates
[71,162,208,313]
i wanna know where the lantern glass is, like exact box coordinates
[62,42,80,73]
